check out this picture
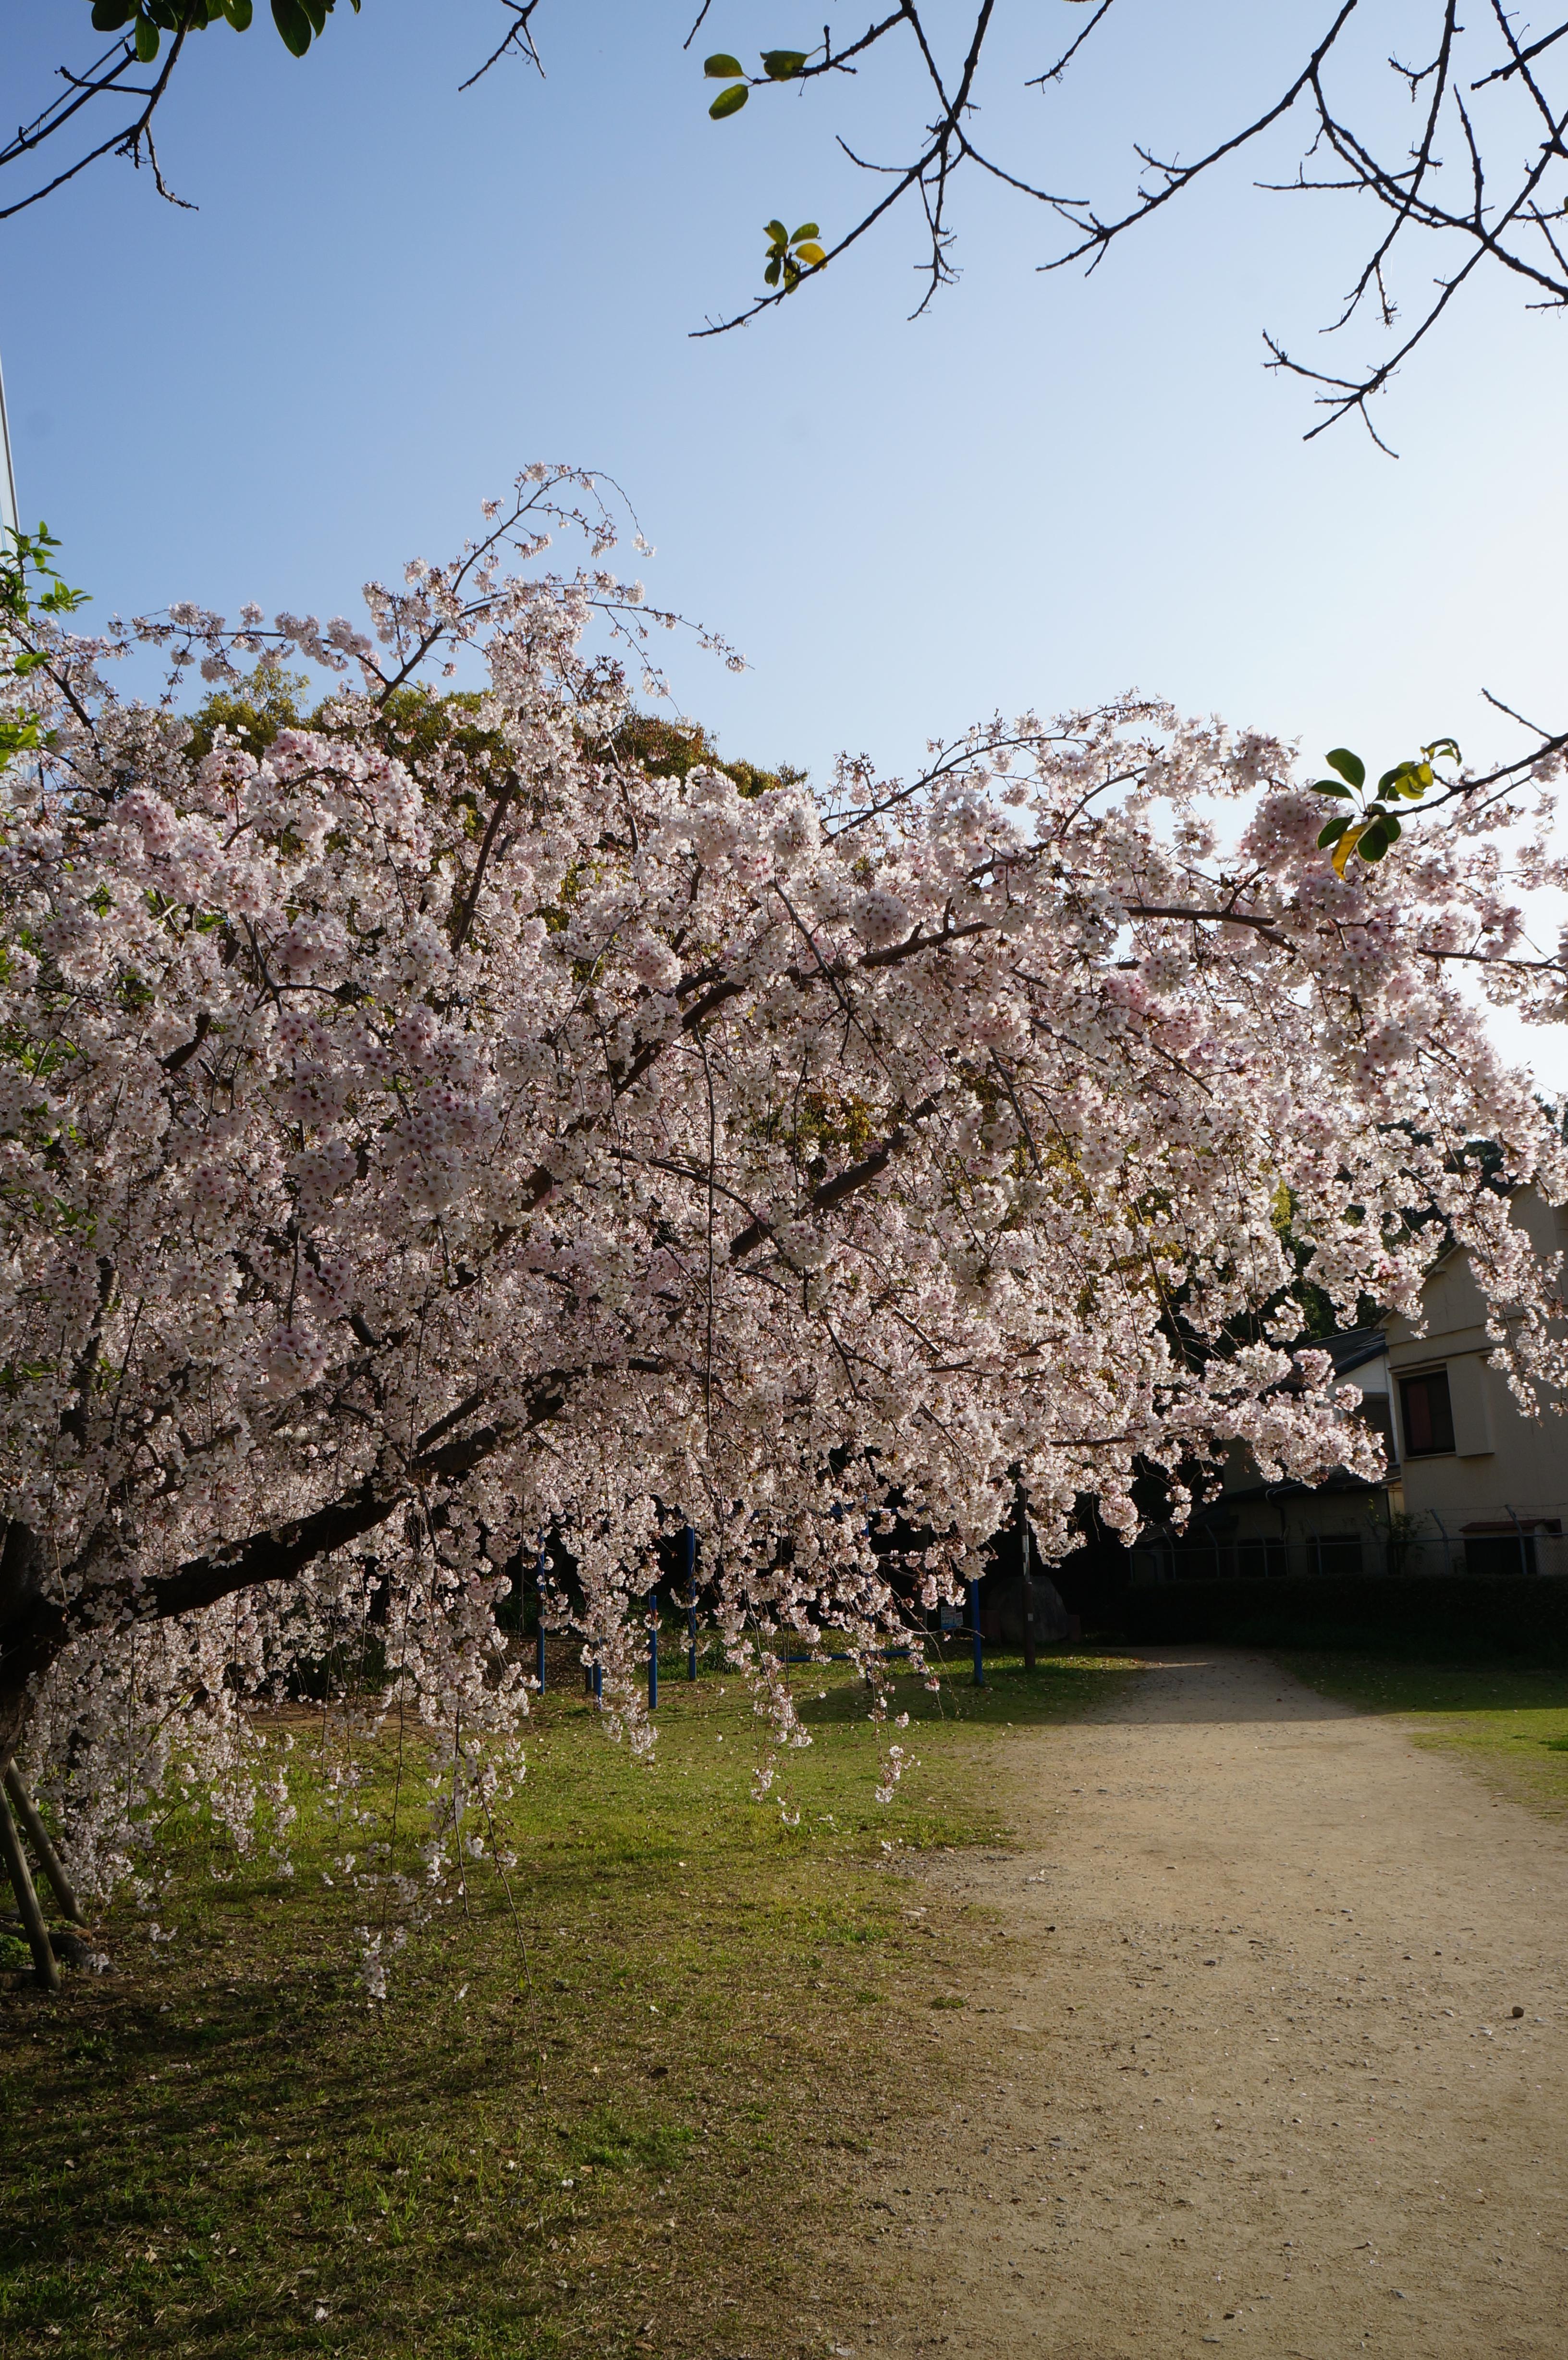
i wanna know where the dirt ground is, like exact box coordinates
[835,1647,1568,2360]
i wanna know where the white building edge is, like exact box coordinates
[1132,1188,1568,1584]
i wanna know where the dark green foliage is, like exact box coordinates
[607,712,804,800]
[1125,1575,1568,1664]
[181,671,312,762]
[181,681,799,813]
[84,0,351,63]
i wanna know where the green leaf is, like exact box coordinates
[224,0,253,22]
[299,0,329,31]
[761,49,808,77]
[764,219,788,246]
[1310,779,1353,798]
[704,52,745,77]
[1331,824,1365,876]
[709,82,748,118]
[134,13,161,61]
[793,243,826,267]
[91,2,136,28]
[0,721,42,775]
[791,223,820,243]
[1422,736,1460,764]
[1317,816,1351,849]
[271,0,312,54]
[1354,811,1400,861]
[1325,747,1365,790]
[764,258,781,286]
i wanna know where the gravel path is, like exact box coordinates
[843,1647,1568,2360]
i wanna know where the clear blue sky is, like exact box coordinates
[6,1,1567,1071]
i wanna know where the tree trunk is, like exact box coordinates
[4,1767,83,1925]
[0,1779,58,1991]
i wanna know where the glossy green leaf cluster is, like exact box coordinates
[1310,737,1461,871]
[86,0,357,62]
[704,42,810,118]
[762,219,826,292]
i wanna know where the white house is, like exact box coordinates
[1384,1186,1568,1579]
[1131,1188,1568,1583]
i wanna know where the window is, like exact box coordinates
[1465,1534,1537,1578]
[1399,1368,1455,1457]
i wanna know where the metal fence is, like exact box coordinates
[1129,1523,1568,1584]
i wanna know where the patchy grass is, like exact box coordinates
[1282,1652,1568,1818]
[0,1643,1136,2359]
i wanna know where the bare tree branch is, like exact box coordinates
[13,4,1568,438]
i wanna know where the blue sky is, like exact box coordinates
[6,0,1568,1078]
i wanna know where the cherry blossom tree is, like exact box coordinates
[0,464,1565,1986]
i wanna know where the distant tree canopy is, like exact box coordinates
[184,673,800,806]
[9,2,1568,445]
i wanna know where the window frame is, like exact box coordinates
[1398,1365,1456,1458]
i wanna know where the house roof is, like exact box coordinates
[1311,1325,1389,1380]
[1200,1467,1390,1512]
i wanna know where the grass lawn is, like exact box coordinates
[0,1643,1135,2360]
[1281,1652,1568,1818]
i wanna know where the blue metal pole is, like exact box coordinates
[593,1659,603,1706]
[535,1537,547,1694]
[969,1578,984,1687]
[648,1584,659,1712]
[685,1524,698,1680]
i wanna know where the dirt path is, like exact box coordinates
[839,1647,1568,2360]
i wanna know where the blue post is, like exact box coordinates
[685,1524,698,1680]
[648,1584,659,1712]
[593,1659,603,1705]
[535,1537,547,1694]
[969,1578,984,1687]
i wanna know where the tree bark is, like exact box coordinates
[0,1778,58,1991]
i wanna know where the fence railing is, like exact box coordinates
[1129,1525,1568,1584]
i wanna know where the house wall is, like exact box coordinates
[1216,1350,1396,1565]
[1384,1190,1568,1575]
[1134,1187,1568,1585]
[1221,1482,1392,1576]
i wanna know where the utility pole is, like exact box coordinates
[0,348,18,548]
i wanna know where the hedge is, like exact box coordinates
[1120,1574,1568,1664]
